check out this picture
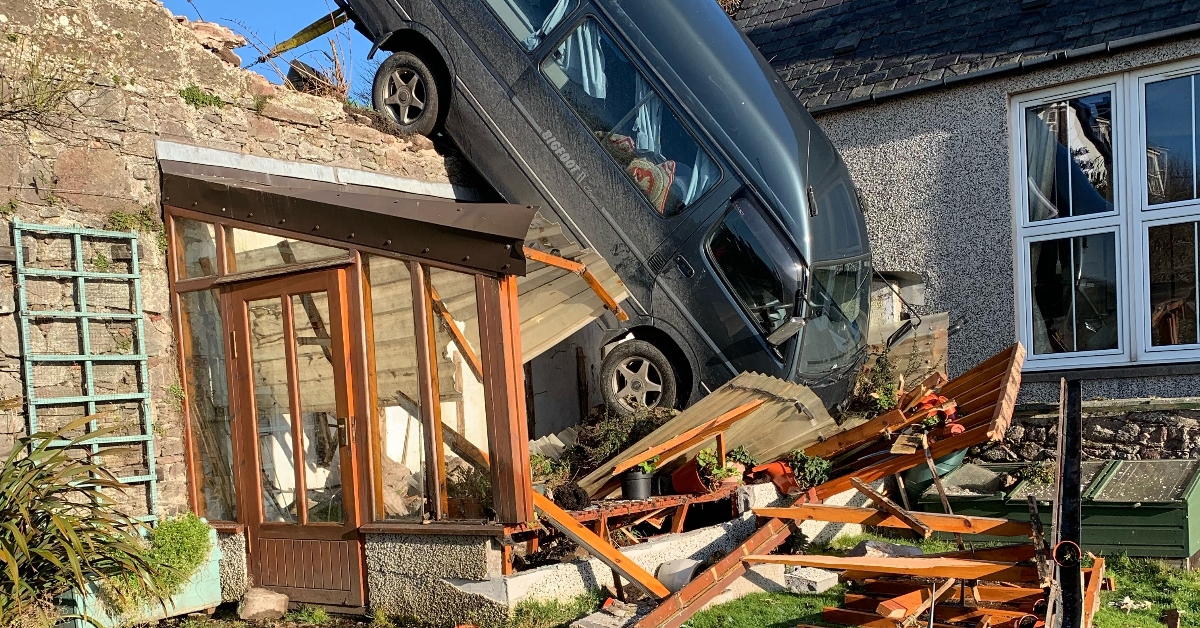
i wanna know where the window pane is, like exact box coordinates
[1146,75,1197,205]
[365,256,426,521]
[180,290,236,521]
[1029,232,1119,355]
[226,228,348,275]
[428,267,492,520]
[1148,222,1199,346]
[173,218,218,280]
[291,291,343,523]
[483,0,576,50]
[1026,93,1114,221]
[708,203,797,334]
[543,18,717,216]
[798,259,871,379]
[248,297,297,523]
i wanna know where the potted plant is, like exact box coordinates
[622,456,657,500]
[447,465,492,520]
[788,450,833,492]
[727,445,758,479]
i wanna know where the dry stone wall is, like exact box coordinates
[0,0,473,516]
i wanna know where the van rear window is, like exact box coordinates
[542,17,719,217]
[482,0,577,51]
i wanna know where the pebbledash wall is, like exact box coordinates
[0,0,487,608]
[811,38,1200,404]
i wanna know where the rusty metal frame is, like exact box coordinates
[523,246,629,321]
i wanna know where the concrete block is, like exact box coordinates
[847,540,923,558]
[237,587,288,621]
[655,559,702,594]
[785,566,840,594]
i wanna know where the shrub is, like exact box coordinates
[102,511,212,615]
[562,405,675,475]
[0,416,165,624]
[727,445,757,468]
[787,450,833,491]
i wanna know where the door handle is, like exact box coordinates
[336,417,349,447]
[674,256,695,278]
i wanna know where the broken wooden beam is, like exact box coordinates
[754,503,1034,537]
[863,581,1045,608]
[532,492,670,600]
[742,555,1041,583]
[804,407,909,460]
[609,399,764,477]
[1083,557,1105,628]
[823,607,959,628]
[850,477,933,538]
[875,579,956,619]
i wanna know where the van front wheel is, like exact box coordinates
[601,340,677,415]
[372,51,440,136]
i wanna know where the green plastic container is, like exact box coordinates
[901,449,967,506]
[61,525,223,627]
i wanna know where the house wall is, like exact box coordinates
[813,38,1200,402]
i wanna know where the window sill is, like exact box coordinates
[207,521,246,534]
[358,521,508,536]
[1022,360,1200,383]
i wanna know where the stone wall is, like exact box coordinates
[972,399,1200,463]
[0,0,470,518]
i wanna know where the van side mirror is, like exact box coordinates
[886,319,915,350]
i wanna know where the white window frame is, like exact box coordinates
[1012,61,1200,371]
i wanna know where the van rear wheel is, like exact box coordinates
[601,340,677,415]
[372,51,440,136]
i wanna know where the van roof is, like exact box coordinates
[614,0,868,263]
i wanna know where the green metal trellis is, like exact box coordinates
[13,219,157,520]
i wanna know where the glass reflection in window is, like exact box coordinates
[1146,73,1199,206]
[482,0,576,50]
[173,218,218,280]
[1029,232,1119,354]
[1026,93,1114,221]
[180,290,236,521]
[1148,221,1199,346]
[226,228,348,275]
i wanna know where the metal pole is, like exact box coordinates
[1056,377,1084,628]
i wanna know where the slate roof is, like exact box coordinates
[734,0,1200,112]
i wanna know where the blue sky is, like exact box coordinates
[162,0,375,97]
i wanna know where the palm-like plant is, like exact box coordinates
[0,414,166,624]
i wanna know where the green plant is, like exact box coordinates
[787,450,832,491]
[562,405,675,475]
[696,448,739,488]
[0,199,16,217]
[286,604,331,625]
[509,589,602,628]
[252,93,272,115]
[865,352,900,412]
[5,34,17,44]
[447,465,492,504]
[0,416,166,624]
[179,85,225,109]
[370,608,395,627]
[1018,460,1056,486]
[166,383,186,410]
[92,252,111,272]
[102,512,212,616]
[636,455,659,474]
[108,208,168,253]
[529,454,571,492]
[727,445,757,468]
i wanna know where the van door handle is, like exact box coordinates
[674,256,695,278]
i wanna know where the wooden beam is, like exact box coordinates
[427,281,484,381]
[903,579,956,627]
[863,582,1045,608]
[876,580,954,619]
[923,544,1037,562]
[822,607,959,628]
[441,423,490,471]
[532,492,670,600]
[755,504,1034,537]
[523,246,629,321]
[851,477,933,538]
[803,408,908,460]
[1083,557,1105,628]
[742,555,1040,583]
[670,503,689,534]
[609,399,764,476]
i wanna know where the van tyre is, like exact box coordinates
[372,51,440,137]
[601,340,677,415]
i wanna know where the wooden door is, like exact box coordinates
[227,269,364,607]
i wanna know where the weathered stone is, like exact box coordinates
[53,146,139,213]
[847,540,923,558]
[262,102,320,127]
[237,587,288,621]
[785,566,840,594]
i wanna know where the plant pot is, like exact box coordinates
[671,459,710,494]
[901,448,968,505]
[652,474,674,496]
[622,470,654,500]
[755,460,803,496]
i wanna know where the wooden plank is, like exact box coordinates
[863,582,1045,607]
[987,342,1025,440]
[743,555,1041,583]
[1083,557,1105,628]
[902,579,956,626]
[851,477,933,538]
[804,408,912,460]
[875,584,944,619]
[755,504,1033,537]
[610,399,764,476]
[670,503,689,534]
[823,607,960,628]
[924,544,1037,562]
[428,282,484,381]
[442,423,491,470]
[533,492,670,600]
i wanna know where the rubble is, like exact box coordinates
[175,17,247,66]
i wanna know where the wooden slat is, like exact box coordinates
[940,346,1017,398]
[924,544,1038,562]
[845,596,1034,624]
[1083,557,1105,628]
[862,582,1045,607]
[755,504,1033,537]
[744,555,1040,583]
[533,492,670,599]
[823,607,959,628]
[804,408,911,460]
[850,477,933,538]
[610,399,765,476]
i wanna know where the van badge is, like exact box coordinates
[541,129,586,183]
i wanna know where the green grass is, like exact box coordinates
[509,590,602,628]
[286,604,332,625]
[1094,554,1200,628]
[685,589,843,628]
[816,531,959,556]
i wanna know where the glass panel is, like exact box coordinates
[173,218,218,280]
[543,18,717,216]
[226,228,348,275]
[707,203,798,334]
[291,291,344,523]
[248,297,297,523]
[1146,74,1196,205]
[365,256,426,521]
[1025,93,1114,221]
[1148,221,1199,346]
[428,267,492,520]
[798,259,872,379]
[482,0,577,50]
[180,290,235,521]
[1092,460,1200,503]
[1029,232,1119,355]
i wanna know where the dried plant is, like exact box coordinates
[0,35,97,128]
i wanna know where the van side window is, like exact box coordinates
[482,0,577,51]
[542,17,719,216]
[707,199,803,335]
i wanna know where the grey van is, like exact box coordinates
[340,0,873,409]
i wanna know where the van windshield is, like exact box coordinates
[796,258,871,385]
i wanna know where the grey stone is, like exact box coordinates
[847,540,923,558]
[785,566,839,593]
[237,587,288,621]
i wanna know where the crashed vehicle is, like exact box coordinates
[335,0,873,408]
